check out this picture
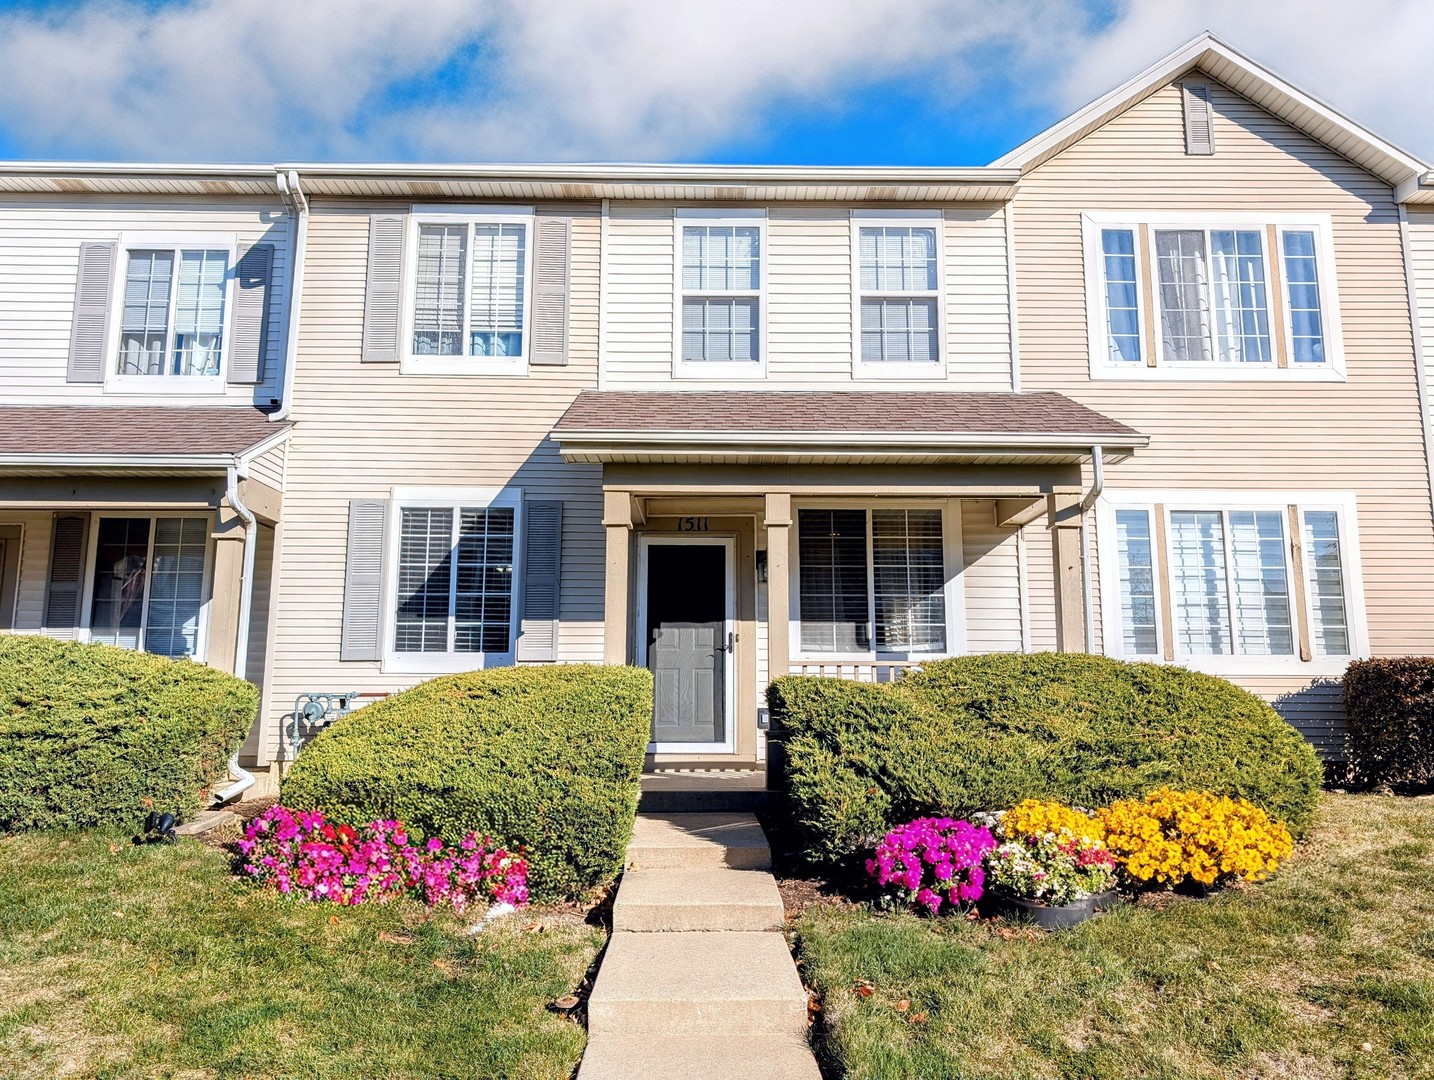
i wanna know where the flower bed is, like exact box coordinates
[866,816,995,914]
[238,805,528,911]
[980,801,1118,907]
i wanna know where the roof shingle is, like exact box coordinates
[0,406,287,457]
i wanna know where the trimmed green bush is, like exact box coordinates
[1344,657,1434,790]
[770,653,1323,865]
[0,635,258,831]
[281,665,653,902]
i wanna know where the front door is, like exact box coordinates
[640,539,733,753]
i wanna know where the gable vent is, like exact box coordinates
[1182,82,1214,156]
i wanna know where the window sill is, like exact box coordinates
[400,356,528,377]
[382,652,512,675]
[1112,652,1355,679]
[104,375,226,395]
[1088,362,1346,383]
[673,360,766,380]
[851,361,948,381]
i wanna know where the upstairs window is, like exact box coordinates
[853,213,943,377]
[677,212,764,376]
[407,213,531,373]
[118,247,230,378]
[1085,215,1340,379]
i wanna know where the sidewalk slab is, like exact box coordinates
[614,867,784,931]
[578,1033,821,1080]
[626,813,772,871]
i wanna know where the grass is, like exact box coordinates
[794,794,1434,1080]
[0,829,603,1079]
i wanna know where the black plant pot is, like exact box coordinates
[981,888,1119,930]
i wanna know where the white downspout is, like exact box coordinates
[271,170,308,422]
[1079,446,1105,655]
[214,462,259,803]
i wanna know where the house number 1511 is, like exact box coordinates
[676,517,710,532]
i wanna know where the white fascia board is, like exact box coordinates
[994,32,1429,187]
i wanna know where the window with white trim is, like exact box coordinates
[408,213,531,371]
[858,225,940,364]
[796,508,947,656]
[1103,497,1361,669]
[390,492,518,666]
[117,246,231,378]
[88,516,209,658]
[678,217,763,372]
[1086,215,1339,378]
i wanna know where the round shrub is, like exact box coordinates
[0,635,258,831]
[281,665,653,903]
[770,653,1323,865]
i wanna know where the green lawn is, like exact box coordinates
[795,794,1434,1080]
[0,829,602,1079]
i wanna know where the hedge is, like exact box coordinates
[0,635,258,831]
[1344,657,1434,790]
[769,653,1323,865]
[281,665,653,902]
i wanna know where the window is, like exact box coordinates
[848,216,940,372]
[117,246,230,378]
[87,516,208,658]
[796,507,948,656]
[407,213,531,371]
[388,491,519,669]
[1085,215,1341,379]
[677,214,763,375]
[1100,495,1363,672]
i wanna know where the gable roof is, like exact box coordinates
[993,32,1431,200]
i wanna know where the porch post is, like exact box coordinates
[763,492,792,683]
[602,489,634,665]
[207,503,246,676]
[1047,492,1087,652]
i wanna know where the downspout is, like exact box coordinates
[213,461,258,803]
[1079,446,1105,655]
[271,169,308,422]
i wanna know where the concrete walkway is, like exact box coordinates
[579,813,821,1080]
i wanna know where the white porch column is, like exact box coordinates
[603,489,634,665]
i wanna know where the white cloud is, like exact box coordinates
[0,0,1428,163]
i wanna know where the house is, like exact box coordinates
[2,34,1433,790]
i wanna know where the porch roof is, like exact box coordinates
[552,390,1146,465]
[0,406,290,475]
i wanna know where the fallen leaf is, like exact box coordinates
[552,994,580,1011]
[852,979,874,998]
[1360,1042,1373,1052]
[894,999,910,1013]
[523,921,545,933]
[109,843,121,854]
[112,910,124,919]
[909,1011,928,1024]
[328,915,340,926]
[379,931,415,945]
[1094,966,1103,975]
[995,926,1016,940]
[432,959,456,974]
[1207,960,1221,971]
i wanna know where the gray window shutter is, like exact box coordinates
[228,242,274,385]
[530,215,571,366]
[516,501,562,661]
[340,499,389,660]
[362,215,406,362]
[67,242,117,383]
[1182,82,1214,156]
[44,514,90,637]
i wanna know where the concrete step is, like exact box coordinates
[637,786,770,813]
[614,867,785,931]
[586,930,809,1036]
[578,1033,822,1080]
[627,812,773,871]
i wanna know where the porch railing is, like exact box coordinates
[788,660,921,683]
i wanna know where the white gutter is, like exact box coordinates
[213,462,259,803]
[272,170,309,422]
[1079,446,1105,655]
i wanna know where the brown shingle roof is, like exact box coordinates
[0,406,288,457]
[554,391,1140,439]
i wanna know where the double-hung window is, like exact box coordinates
[676,210,764,377]
[387,489,520,671]
[111,236,235,386]
[86,516,210,658]
[407,210,532,374]
[1100,494,1363,673]
[1085,214,1341,378]
[795,507,953,657]
[853,213,942,376]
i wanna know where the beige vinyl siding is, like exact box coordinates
[960,499,1023,652]
[261,200,605,764]
[601,203,1013,391]
[1013,76,1434,751]
[1021,519,1059,652]
[246,440,287,491]
[0,196,292,406]
[0,511,54,632]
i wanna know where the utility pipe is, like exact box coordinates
[1078,446,1104,655]
[271,170,309,422]
[213,463,259,804]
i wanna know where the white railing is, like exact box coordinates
[789,660,920,683]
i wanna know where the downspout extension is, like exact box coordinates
[271,169,309,422]
[1079,446,1104,655]
[214,463,259,804]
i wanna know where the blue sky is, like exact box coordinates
[0,0,1428,166]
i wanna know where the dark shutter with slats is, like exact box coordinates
[340,500,389,660]
[516,501,562,661]
[44,514,90,637]
[67,242,117,383]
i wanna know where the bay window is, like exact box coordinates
[796,507,950,657]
